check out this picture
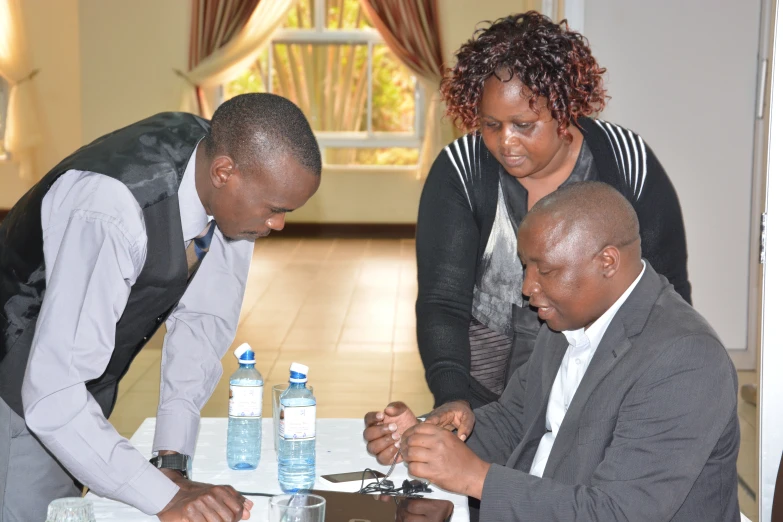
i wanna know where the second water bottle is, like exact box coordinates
[278,362,316,492]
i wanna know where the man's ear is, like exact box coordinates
[597,246,620,279]
[209,155,236,189]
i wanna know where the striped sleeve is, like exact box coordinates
[594,120,648,201]
[443,134,482,210]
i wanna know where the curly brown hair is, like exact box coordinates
[441,11,607,140]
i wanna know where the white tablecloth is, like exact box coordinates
[84,417,755,521]
[86,418,469,521]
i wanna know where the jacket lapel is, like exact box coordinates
[541,263,665,477]
[537,333,570,424]
[506,331,568,469]
[541,326,632,477]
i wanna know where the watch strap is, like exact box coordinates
[150,454,190,478]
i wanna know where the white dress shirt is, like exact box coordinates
[20,142,255,515]
[529,261,646,478]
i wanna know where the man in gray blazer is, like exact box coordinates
[364,181,740,521]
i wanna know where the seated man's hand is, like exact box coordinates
[425,400,475,441]
[157,469,252,522]
[363,401,418,465]
[400,423,490,500]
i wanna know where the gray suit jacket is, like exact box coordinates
[466,264,740,521]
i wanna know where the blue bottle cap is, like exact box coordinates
[233,343,255,364]
[289,362,309,382]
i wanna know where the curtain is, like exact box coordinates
[180,0,295,117]
[0,0,41,180]
[359,0,455,178]
[187,0,258,116]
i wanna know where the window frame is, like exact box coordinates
[258,0,425,152]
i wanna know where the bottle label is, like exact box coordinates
[229,384,262,418]
[278,405,316,440]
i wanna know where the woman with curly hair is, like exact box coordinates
[416,11,691,409]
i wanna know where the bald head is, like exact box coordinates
[525,181,641,261]
[517,181,644,332]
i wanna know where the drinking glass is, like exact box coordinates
[269,493,325,522]
[45,498,95,522]
[273,383,313,452]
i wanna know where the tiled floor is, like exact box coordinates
[109,238,759,518]
[110,238,431,439]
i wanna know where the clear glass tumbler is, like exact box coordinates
[269,493,325,522]
[273,383,313,452]
[45,498,95,522]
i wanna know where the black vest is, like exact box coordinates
[0,112,210,418]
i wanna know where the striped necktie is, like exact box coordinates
[185,220,217,278]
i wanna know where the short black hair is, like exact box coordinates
[205,93,321,175]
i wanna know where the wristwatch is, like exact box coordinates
[149,453,191,480]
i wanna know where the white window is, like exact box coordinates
[224,0,423,167]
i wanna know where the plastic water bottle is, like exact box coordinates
[278,362,316,492]
[227,343,263,470]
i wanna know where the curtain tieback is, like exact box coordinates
[172,68,199,88]
[12,68,39,87]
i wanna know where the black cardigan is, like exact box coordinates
[415,117,691,407]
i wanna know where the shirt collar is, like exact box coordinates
[562,260,647,350]
[178,139,211,241]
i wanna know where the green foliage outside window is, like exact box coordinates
[225,0,419,166]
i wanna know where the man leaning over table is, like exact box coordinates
[364,182,740,521]
[0,93,321,522]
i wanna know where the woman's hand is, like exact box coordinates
[363,402,419,465]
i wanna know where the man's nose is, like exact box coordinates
[267,213,286,231]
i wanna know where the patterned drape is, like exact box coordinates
[359,0,454,178]
[180,0,294,116]
[188,0,260,116]
[359,1,445,80]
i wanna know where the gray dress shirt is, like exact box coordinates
[20,143,254,515]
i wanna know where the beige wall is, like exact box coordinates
[24,0,82,175]
[79,0,190,143]
[289,167,423,224]
[440,0,537,67]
